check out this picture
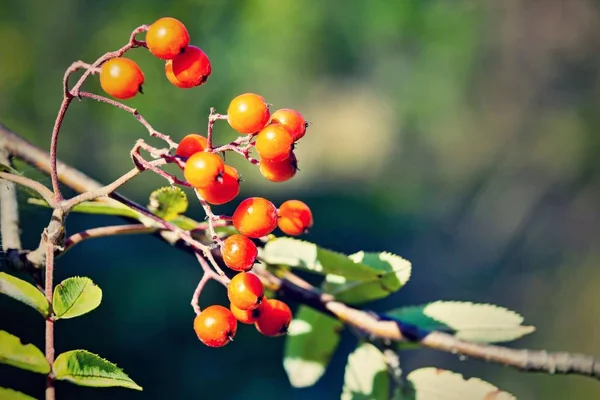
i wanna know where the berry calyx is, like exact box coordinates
[230,300,267,324]
[183,152,225,188]
[259,152,298,182]
[146,17,190,60]
[193,305,237,347]
[255,299,292,336]
[221,234,258,271]
[227,93,270,134]
[197,165,240,205]
[277,200,313,236]
[232,197,278,238]
[99,58,144,100]
[255,124,294,162]
[176,134,208,159]
[271,108,307,141]
[165,46,211,88]
[227,272,264,311]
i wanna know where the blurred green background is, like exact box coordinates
[1,0,599,399]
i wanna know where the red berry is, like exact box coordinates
[232,197,278,238]
[230,300,267,324]
[193,305,237,347]
[176,134,208,158]
[227,93,271,134]
[183,152,224,188]
[197,165,240,205]
[259,152,298,182]
[255,124,294,162]
[221,234,258,271]
[99,58,144,100]
[255,299,292,336]
[165,46,211,88]
[271,108,307,141]
[227,272,265,311]
[146,17,190,60]
[278,200,313,236]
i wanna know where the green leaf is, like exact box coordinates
[171,215,200,230]
[53,277,102,319]
[147,186,188,221]
[284,306,344,388]
[0,272,50,317]
[387,301,535,343]
[28,198,140,219]
[401,367,516,400]
[53,350,142,390]
[341,342,389,400]
[0,162,21,175]
[0,387,36,400]
[323,251,412,304]
[262,238,380,280]
[0,331,50,374]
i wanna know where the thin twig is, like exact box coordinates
[61,224,156,255]
[0,172,56,207]
[44,236,56,400]
[0,147,21,251]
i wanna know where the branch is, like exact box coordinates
[0,172,56,207]
[61,224,156,255]
[0,146,21,251]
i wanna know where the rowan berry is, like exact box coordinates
[232,197,278,238]
[255,299,292,336]
[227,93,271,134]
[259,152,298,182]
[193,305,237,348]
[227,272,264,311]
[99,58,144,100]
[175,134,207,159]
[221,234,258,271]
[255,123,294,162]
[278,200,313,236]
[271,108,307,141]
[197,165,240,205]
[230,300,267,324]
[165,46,211,88]
[183,152,224,188]
[146,17,190,60]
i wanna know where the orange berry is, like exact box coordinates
[228,272,265,311]
[230,300,267,324]
[193,305,237,347]
[197,165,240,205]
[221,234,257,271]
[255,124,294,162]
[259,152,298,182]
[232,197,278,238]
[176,134,208,158]
[146,17,190,60]
[183,152,224,188]
[255,299,292,336]
[227,93,271,134]
[271,108,307,141]
[165,46,211,88]
[99,58,144,100]
[278,200,313,236]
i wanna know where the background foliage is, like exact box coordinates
[1,0,599,398]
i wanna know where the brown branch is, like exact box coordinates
[61,224,156,255]
[0,146,21,251]
[0,172,56,207]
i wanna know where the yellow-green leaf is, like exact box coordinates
[53,277,102,320]
[147,186,188,221]
[341,343,389,400]
[28,198,140,219]
[0,272,49,317]
[0,331,50,374]
[0,387,36,400]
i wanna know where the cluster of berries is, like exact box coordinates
[100,17,211,99]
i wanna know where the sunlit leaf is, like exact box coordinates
[53,350,142,390]
[147,186,188,221]
[0,272,49,317]
[53,277,102,319]
[341,342,388,400]
[0,387,36,400]
[0,330,50,374]
[284,306,343,388]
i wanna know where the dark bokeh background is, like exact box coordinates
[1,1,599,399]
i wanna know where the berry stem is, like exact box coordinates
[205,108,227,151]
[193,190,222,243]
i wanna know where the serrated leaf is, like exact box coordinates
[28,198,140,219]
[148,186,188,221]
[262,238,380,280]
[341,342,389,400]
[53,277,102,319]
[401,367,516,400]
[53,350,142,390]
[284,306,343,388]
[0,272,50,317]
[323,251,412,304]
[0,331,50,374]
[387,301,535,343]
[0,387,36,400]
